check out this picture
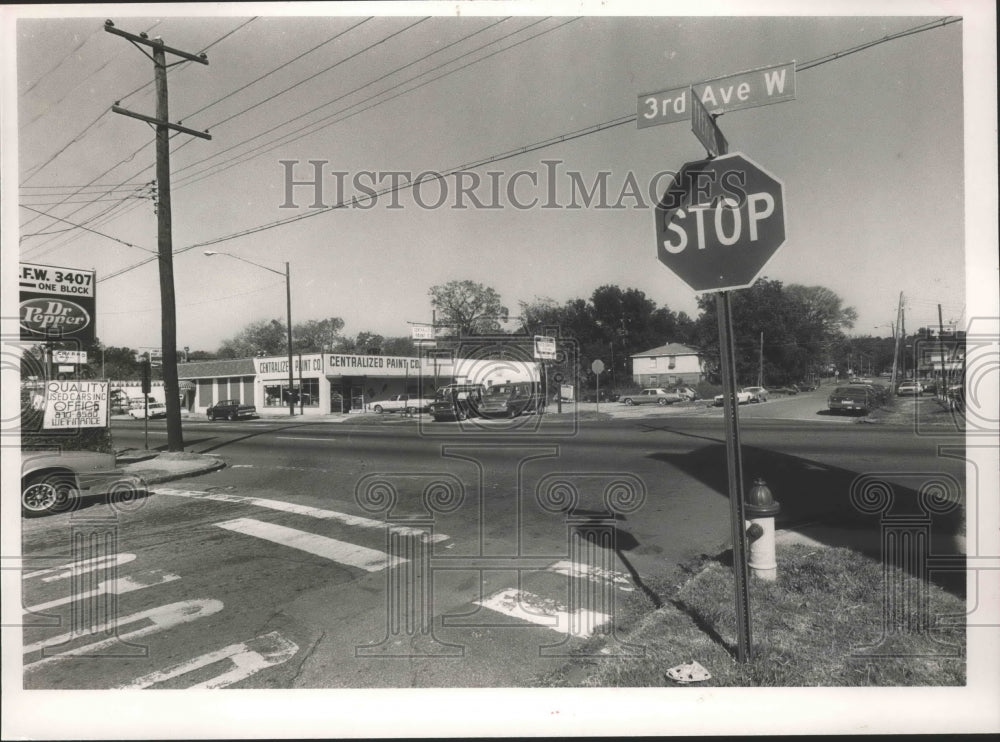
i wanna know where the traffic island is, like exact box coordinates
[539,543,965,687]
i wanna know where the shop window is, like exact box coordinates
[264,378,319,407]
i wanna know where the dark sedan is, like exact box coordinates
[827,386,875,415]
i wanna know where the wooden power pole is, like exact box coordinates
[105,20,211,452]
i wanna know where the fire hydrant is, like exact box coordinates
[745,478,781,581]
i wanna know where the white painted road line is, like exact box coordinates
[154,488,449,543]
[23,599,224,670]
[215,517,404,572]
[118,631,299,689]
[23,553,137,582]
[24,569,180,614]
[475,588,610,639]
[546,560,635,591]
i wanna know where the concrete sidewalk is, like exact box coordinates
[116,449,226,485]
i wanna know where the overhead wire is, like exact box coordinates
[21,16,959,284]
[17,19,258,240]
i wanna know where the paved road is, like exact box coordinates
[21,401,965,688]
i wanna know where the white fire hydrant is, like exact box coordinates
[745,478,781,581]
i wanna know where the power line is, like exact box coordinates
[19,204,158,254]
[172,16,525,186]
[35,15,958,283]
[32,17,525,251]
[178,17,371,122]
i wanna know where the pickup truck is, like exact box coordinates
[371,394,434,414]
[206,399,257,421]
[21,450,142,516]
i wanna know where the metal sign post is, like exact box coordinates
[717,291,752,662]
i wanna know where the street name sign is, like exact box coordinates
[690,89,728,157]
[655,152,785,292]
[638,61,796,129]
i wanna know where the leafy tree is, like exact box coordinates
[217,316,345,357]
[694,279,857,385]
[293,317,345,352]
[218,319,288,358]
[429,280,508,336]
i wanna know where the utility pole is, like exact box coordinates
[890,292,903,389]
[937,303,947,391]
[105,20,211,452]
[758,331,764,387]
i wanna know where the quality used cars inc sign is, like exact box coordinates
[42,380,110,429]
[19,262,97,343]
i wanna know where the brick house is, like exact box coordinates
[631,343,702,386]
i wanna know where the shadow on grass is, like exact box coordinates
[647,442,965,599]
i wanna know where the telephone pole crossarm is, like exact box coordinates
[103,20,209,64]
[111,105,212,139]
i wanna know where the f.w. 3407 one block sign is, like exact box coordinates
[655,152,786,292]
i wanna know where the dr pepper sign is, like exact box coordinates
[655,153,785,292]
[19,262,97,343]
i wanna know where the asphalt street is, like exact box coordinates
[21,391,966,688]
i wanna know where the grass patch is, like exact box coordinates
[544,544,965,687]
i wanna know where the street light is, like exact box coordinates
[204,251,295,416]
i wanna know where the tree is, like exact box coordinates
[429,280,508,336]
[694,279,857,385]
[217,316,345,357]
[293,317,345,353]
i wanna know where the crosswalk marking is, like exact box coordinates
[23,599,224,670]
[475,588,610,639]
[215,517,403,572]
[22,553,137,582]
[118,631,298,689]
[155,488,448,543]
[24,569,180,614]
[546,560,634,591]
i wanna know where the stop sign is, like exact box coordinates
[655,152,785,292]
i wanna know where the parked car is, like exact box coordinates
[795,381,816,392]
[896,381,923,396]
[743,386,770,403]
[771,385,798,395]
[620,388,681,406]
[371,394,434,414]
[827,385,875,415]
[207,399,257,420]
[478,382,544,418]
[581,389,620,402]
[21,450,141,516]
[429,384,485,421]
[667,386,699,401]
[713,389,754,406]
[128,401,167,419]
[847,382,886,405]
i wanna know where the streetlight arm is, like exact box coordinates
[204,250,284,277]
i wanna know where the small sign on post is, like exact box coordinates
[591,359,605,412]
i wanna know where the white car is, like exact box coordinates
[713,388,754,406]
[743,386,770,403]
[128,401,167,419]
[620,388,682,406]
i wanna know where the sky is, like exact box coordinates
[3,2,996,359]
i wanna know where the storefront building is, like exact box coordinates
[176,352,541,416]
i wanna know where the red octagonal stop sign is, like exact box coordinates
[655,152,785,292]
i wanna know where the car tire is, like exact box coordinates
[22,473,79,517]
[208,412,215,421]
[657,398,667,406]
[456,409,467,421]
[228,412,237,421]
[374,405,384,414]
[624,398,634,406]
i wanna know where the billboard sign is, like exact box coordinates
[19,262,97,343]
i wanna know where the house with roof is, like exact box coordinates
[630,342,702,386]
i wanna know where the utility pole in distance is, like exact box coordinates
[105,20,211,452]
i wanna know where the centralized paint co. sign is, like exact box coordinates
[20,297,92,341]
